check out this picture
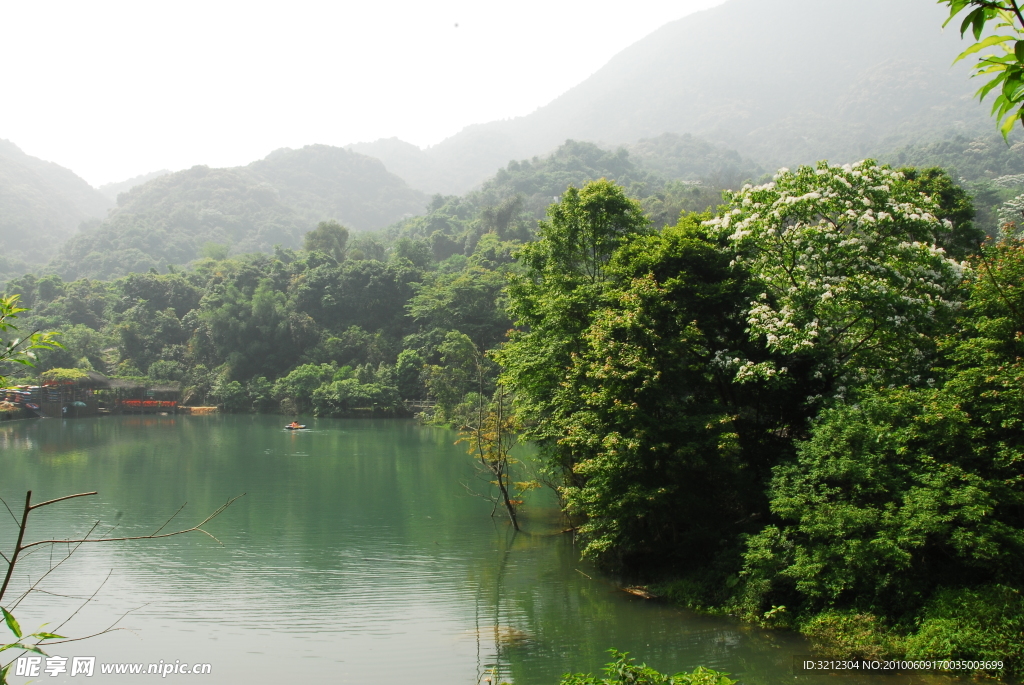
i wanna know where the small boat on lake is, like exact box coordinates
[285,422,306,430]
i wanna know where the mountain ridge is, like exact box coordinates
[351,0,989,195]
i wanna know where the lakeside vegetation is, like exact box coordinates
[7,153,1024,676]
[10,2,1024,678]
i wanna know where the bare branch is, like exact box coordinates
[10,520,102,611]
[151,502,187,536]
[0,496,20,527]
[18,494,244,552]
[29,492,98,511]
[54,569,112,634]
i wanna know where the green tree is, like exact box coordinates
[704,161,968,398]
[272,363,335,414]
[303,220,349,262]
[558,650,736,685]
[407,266,511,349]
[422,331,481,423]
[549,217,753,564]
[395,349,425,400]
[740,236,1024,647]
[498,180,649,457]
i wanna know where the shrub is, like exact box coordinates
[906,585,1024,678]
[558,650,736,685]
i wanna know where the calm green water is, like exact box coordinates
[0,415,954,684]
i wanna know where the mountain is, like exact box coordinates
[0,139,112,272]
[47,145,428,280]
[246,145,425,230]
[97,169,172,202]
[354,0,989,195]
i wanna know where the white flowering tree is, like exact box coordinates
[704,161,968,396]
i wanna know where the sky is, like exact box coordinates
[0,0,728,187]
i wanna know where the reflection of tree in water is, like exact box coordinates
[473,522,530,684]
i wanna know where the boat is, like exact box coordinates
[284,423,306,430]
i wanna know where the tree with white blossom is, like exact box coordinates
[704,160,969,397]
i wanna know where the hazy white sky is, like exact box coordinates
[0,0,728,187]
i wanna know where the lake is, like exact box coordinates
[0,415,956,684]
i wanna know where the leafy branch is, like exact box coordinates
[0,295,61,384]
[944,0,1024,135]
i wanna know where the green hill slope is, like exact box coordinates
[48,145,427,280]
[0,139,112,274]
[354,0,989,194]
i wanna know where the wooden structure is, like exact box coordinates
[37,371,109,418]
[106,380,180,414]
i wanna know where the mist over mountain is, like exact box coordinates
[0,139,112,273]
[97,169,172,202]
[354,0,988,194]
[48,145,427,281]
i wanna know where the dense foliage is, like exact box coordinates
[493,166,1024,676]
[47,146,427,281]
[556,651,735,685]
[5,142,1024,675]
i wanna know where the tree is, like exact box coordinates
[0,295,61,385]
[395,349,425,401]
[942,1,1024,135]
[422,331,481,423]
[549,217,754,564]
[458,384,535,531]
[303,220,349,262]
[407,266,511,350]
[739,236,1024,659]
[703,161,968,399]
[498,180,649,454]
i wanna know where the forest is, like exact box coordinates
[10,0,1024,673]
[5,137,1024,674]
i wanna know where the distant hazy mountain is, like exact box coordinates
[354,0,988,195]
[97,169,172,202]
[48,145,427,280]
[0,139,112,272]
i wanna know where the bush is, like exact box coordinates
[558,650,736,685]
[906,585,1024,678]
[800,611,902,661]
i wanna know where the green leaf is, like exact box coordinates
[1,609,22,639]
[978,71,1009,100]
[944,0,974,28]
[31,632,64,640]
[0,642,44,656]
[961,7,985,38]
[1001,72,1024,99]
[973,7,987,39]
[1015,40,1024,62]
[1000,109,1021,137]
[953,34,1017,65]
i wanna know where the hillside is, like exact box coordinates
[353,0,988,194]
[47,145,428,280]
[97,169,172,202]
[0,139,112,273]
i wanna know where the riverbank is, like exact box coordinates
[648,575,1023,681]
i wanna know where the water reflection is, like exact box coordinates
[0,416,971,685]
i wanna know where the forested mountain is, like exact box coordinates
[0,139,112,274]
[352,0,988,195]
[97,169,171,202]
[379,138,753,258]
[47,145,427,281]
